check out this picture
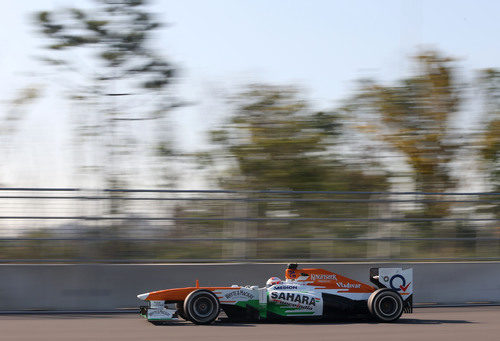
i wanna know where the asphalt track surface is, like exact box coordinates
[1,307,499,341]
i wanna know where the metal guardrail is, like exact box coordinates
[0,188,498,262]
[0,216,498,222]
[1,187,499,194]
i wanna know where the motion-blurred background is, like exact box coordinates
[0,0,499,262]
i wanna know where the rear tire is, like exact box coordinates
[183,289,220,325]
[368,288,403,322]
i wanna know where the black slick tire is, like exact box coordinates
[368,288,404,322]
[183,289,220,325]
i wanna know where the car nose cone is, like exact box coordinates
[137,293,149,300]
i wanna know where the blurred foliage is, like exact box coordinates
[346,52,461,216]
[477,69,500,220]
[209,84,388,193]
[1,86,41,136]
[478,69,500,182]
[172,85,390,258]
[34,0,177,191]
[4,12,500,264]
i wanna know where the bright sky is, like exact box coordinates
[1,0,500,187]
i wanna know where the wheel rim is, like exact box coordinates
[378,296,398,317]
[192,297,213,317]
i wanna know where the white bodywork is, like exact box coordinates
[146,300,179,321]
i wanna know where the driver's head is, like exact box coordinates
[266,276,282,287]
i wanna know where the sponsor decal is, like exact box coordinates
[148,308,174,320]
[310,274,337,281]
[224,290,256,300]
[400,282,411,292]
[288,270,297,279]
[389,274,411,292]
[336,282,361,289]
[270,292,317,310]
[273,285,299,290]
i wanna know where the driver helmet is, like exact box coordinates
[266,277,282,287]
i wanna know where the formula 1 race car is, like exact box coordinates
[137,264,413,324]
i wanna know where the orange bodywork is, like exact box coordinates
[286,267,375,293]
[145,267,375,302]
[145,286,241,301]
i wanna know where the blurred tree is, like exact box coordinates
[477,69,500,218]
[1,86,41,136]
[195,84,388,259]
[34,0,177,194]
[344,51,462,230]
[210,85,385,192]
[33,0,179,259]
[212,85,328,191]
[0,86,41,187]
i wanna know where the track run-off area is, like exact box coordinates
[1,307,499,341]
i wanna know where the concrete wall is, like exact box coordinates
[0,262,499,311]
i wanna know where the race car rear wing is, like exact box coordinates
[370,267,413,313]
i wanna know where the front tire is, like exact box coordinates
[368,288,403,322]
[183,289,220,325]
[176,302,188,320]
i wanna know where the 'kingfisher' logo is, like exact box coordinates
[310,274,337,281]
